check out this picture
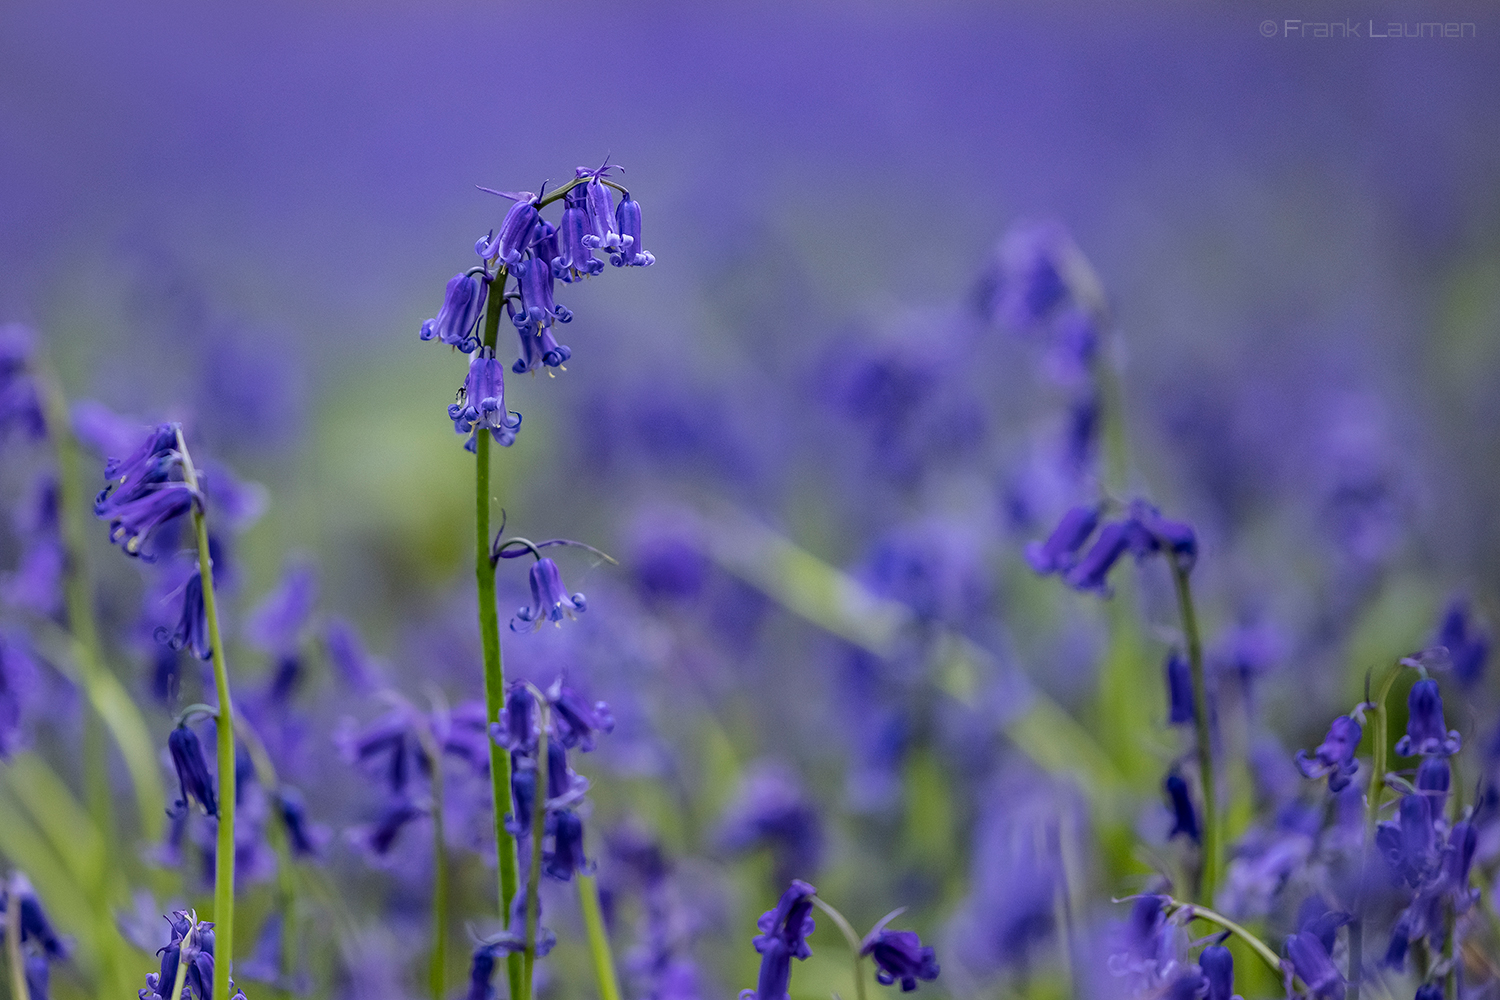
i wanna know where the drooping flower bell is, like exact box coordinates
[740,880,817,1000]
[476,192,540,268]
[1164,773,1200,844]
[1062,521,1131,594]
[611,192,655,267]
[1434,597,1489,686]
[1415,757,1450,821]
[576,161,623,252]
[861,916,939,993]
[1394,679,1460,757]
[546,678,614,752]
[419,271,487,353]
[552,185,604,281]
[1164,651,1194,726]
[449,348,522,452]
[1024,505,1099,575]
[156,571,212,661]
[1295,715,1362,792]
[510,557,586,631]
[167,725,218,819]
[1284,931,1345,1000]
[1199,944,1238,1000]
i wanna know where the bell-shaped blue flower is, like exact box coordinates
[491,682,538,753]
[95,424,199,560]
[1295,715,1362,792]
[741,880,817,1000]
[1376,794,1437,888]
[552,186,604,281]
[1025,505,1099,575]
[861,917,939,992]
[449,348,522,452]
[544,808,589,880]
[1284,931,1345,1000]
[1415,757,1450,821]
[1164,651,1194,725]
[1164,773,1200,844]
[510,558,586,631]
[1200,944,1237,1000]
[1435,597,1489,686]
[611,193,655,267]
[419,271,487,353]
[1394,679,1460,757]
[546,679,614,752]
[1063,520,1131,594]
[156,571,211,661]
[477,192,540,267]
[167,725,218,818]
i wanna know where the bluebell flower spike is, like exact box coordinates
[741,880,817,1000]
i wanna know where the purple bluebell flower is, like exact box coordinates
[1062,521,1131,594]
[1394,679,1460,757]
[1415,757,1450,820]
[553,185,604,281]
[505,760,536,837]
[2,476,63,616]
[510,558,586,631]
[0,324,44,440]
[0,875,67,959]
[244,563,317,657]
[470,891,557,970]
[509,301,572,376]
[419,271,487,353]
[1295,716,1362,792]
[155,571,211,661]
[349,800,426,860]
[1284,931,1345,1000]
[1434,597,1488,686]
[139,911,192,1000]
[719,765,824,886]
[339,710,424,797]
[275,786,328,857]
[477,192,540,267]
[984,221,1074,328]
[1199,945,1236,1000]
[449,348,521,452]
[1108,894,1184,987]
[547,678,613,752]
[168,725,218,818]
[544,808,589,880]
[0,634,38,759]
[1376,794,1437,888]
[1165,651,1194,725]
[740,880,816,1000]
[1413,986,1442,1000]
[611,193,655,267]
[24,952,48,1000]
[491,682,538,754]
[322,617,381,694]
[576,162,622,251]
[1164,773,1200,844]
[861,919,938,992]
[514,251,573,328]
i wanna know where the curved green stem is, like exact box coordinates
[5,875,26,1000]
[1168,562,1218,904]
[578,874,622,1000]
[475,273,524,1000]
[1160,898,1294,988]
[178,431,236,1000]
[809,897,868,1000]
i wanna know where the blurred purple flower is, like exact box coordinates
[1024,505,1098,575]
[1295,715,1361,793]
[1164,773,1200,844]
[718,765,823,886]
[167,724,218,818]
[1434,597,1488,687]
[1394,679,1460,757]
[1164,651,1193,726]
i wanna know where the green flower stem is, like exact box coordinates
[5,875,26,1000]
[177,431,236,1000]
[475,272,524,1000]
[1167,561,1218,904]
[809,897,868,1000]
[522,700,550,1000]
[412,718,449,1000]
[1160,898,1294,989]
[577,874,622,1000]
[167,928,192,1000]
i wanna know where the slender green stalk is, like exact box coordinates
[167,927,192,1000]
[475,273,524,1000]
[177,431,236,1000]
[1160,898,1293,987]
[1167,562,1218,904]
[522,708,549,1000]
[809,897,868,1000]
[5,876,26,1000]
[578,874,622,1000]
